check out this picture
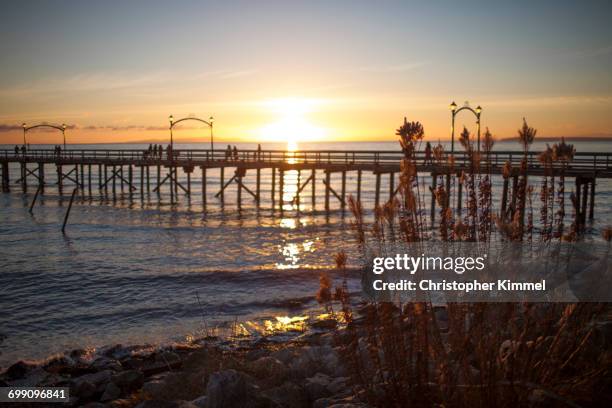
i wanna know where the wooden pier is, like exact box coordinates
[1,148,611,219]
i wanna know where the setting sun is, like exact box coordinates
[257,97,327,149]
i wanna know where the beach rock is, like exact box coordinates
[206,369,270,408]
[305,373,332,401]
[142,377,168,399]
[249,356,286,379]
[191,395,208,408]
[156,351,181,365]
[92,357,123,372]
[263,381,308,408]
[103,344,133,360]
[269,348,295,365]
[82,403,107,408]
[4,360,35,380]
[111,369,144,392]
[43,355,76,374]
[74,380,97,399]
[245,348,268,361]
[327,377,350,396]
[314,396,367,408]
[101,381,122,401]
[137,351,183,376]
[290,346,341,378]
[311,319,337,330]
[74,370,112,387]
[135,400,199,408]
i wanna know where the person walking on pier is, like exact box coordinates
[257,143,262,161]
[14,145,19,156]
[233,145,239,161]
[424,142,432,165]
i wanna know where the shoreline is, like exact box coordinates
[0,311,358,408]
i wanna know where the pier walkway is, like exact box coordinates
[1,148,611,219]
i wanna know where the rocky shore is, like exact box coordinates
[0,319,363,408]
[2,302,609,408]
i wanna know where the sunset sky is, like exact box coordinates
[1,0,611,145]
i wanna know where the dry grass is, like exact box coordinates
[321,118,611,407]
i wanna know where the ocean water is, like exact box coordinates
[1,140,611,368]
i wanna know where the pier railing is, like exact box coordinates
[1,149,611,172]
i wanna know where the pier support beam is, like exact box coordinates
[140,166,144,194]
[457,174,463,213]
[220,167,225,202]
[501,176,509,218]
[279,169,285,211]
[341,171,347,210]
[256,168,261,205]
[202,167,207,208]
[271,167,276,207]
[156,165,161,195]
[1,162,9,192]
[21,162,27,192]
[128,165,133,198]
[38,163,45,192]
[430,172,437,227]
[311,169,316,209]
[57,165,63,194]
[581,180,588,225]
[356,170,362,203]
[589,178,596,220]
[237,169,242,210]
[374,172,381,208]
[325,171,331,212]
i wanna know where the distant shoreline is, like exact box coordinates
[499,136,612,142]
[2,136,612,146]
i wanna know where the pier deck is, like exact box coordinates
[1,148,610,221]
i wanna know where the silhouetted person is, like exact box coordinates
[225,145,231,160]
[424,142,432,164]
[233,146,238,161]
[167,144,172,160]
[14,145,19,156]
[21,145,26,156]
[257,143,262,161]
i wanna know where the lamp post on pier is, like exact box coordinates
[168,115,215,157]
[22,122,68,150]
[450,101,482,153]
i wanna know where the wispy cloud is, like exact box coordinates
[0,71,170,98]
[196,69,258,80]
[0,123,203,133]
[0,123,77,133]
[483,94,612,108]
[358,61,429,73]
[556,45,612,59]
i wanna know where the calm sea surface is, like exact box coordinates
[1,141,611,367]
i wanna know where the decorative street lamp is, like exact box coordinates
[450,101,482,153]
[22,122,68,149]
[168,114,215,155]
[169,115,174,151]
[61,124,67,148]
